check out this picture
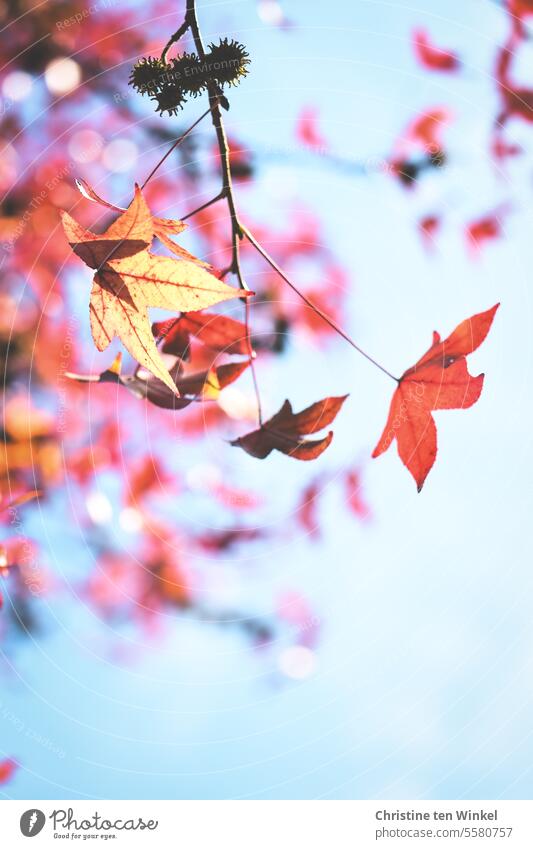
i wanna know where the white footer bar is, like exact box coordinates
[1,800,532,847]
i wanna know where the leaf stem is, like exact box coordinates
[242,225,399,383]
[161,19,190,63]
[140,103,215,190]
[181,190,225,222]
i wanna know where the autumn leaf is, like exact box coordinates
[232,395,348,460]
[419,215,441,251]
[372,304,499,491]
[61,187,249,393]
[197,526,265,552]
[466,207,509,256]
[297,480,322,537]
[153,312,249,359]
[412,29,460,73]
[126,457,172,507]
[170,360,249,399]
[345,470,370,520]
[76,178,209,266]
[295,107,328,149]
[0,759,17,784]
[405,108,451,152]
[0,490,41,511]
[66,354,249,410]
[1,397,61,484]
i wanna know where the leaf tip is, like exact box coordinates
[484,302,500,322]
[109,352,123,375]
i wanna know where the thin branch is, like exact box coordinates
[243,299,263,422]
[185,1,397,387]
[140,103,215,190]
[185,0,263,424]
[181,190,225,221]
[182,1,396,405]
[92,105,217,273]
[161,19,190,64]
[243,225,399,383]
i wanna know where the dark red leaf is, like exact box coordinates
[232,395,348,461]
[153,312,249,359]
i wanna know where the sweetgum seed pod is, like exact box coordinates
[170,53,208,97]
[130,57,171,95]
[152,85,187,116]
[205,38,250,87]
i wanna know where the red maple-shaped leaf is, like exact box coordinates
[153,312,248,359]
[372,304,499,491]
[232,395,348,460]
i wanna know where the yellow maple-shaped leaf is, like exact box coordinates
[75,178,210,267]
[62,184,153,267]
[61,186,249,394]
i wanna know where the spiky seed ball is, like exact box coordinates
[151,84,187,117]
[205,38,250,87]
[130,57,171,95]
[170,53,208,98]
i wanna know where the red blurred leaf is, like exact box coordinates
[277,591,320,648]
[372,304,499,490]
[297,480,322,537]
[196,526,265,552]
[491,134,522,161]
[466,208,509,255]
[419,215,441,251]
[0,490,40,512]
[344,470,370,520]
[126,457,171,506]
[495,31,533,125]
[296,107,328,150]
[508,0,533,19]
[406,108,451,151]
[0,759,17,784]
[412,29,460,72]
[210,482,262,511]
[211,137,254,182]
[232,395,348,461]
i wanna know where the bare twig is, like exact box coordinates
[180,0,397,402]
[161,19,190,63]
[181,191,225,221]
[242,225,399,383]
[185,0,263,423]
[141,103,214,190]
